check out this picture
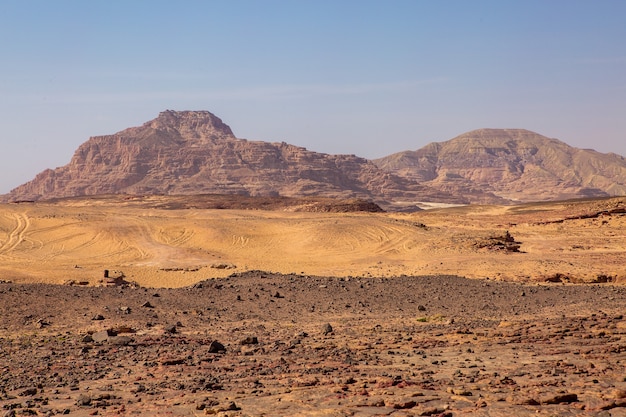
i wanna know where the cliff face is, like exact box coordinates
[4,114,625,208]
[374,129,626,203]
[2,110,458,209]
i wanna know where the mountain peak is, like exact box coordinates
[3,113,626,207]
[145,110,235,139]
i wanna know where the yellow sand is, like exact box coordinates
[1,198,624,287]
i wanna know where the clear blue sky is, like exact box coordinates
[1,0,625,193]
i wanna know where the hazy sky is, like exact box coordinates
[1,1,625,193]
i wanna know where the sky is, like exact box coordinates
[1,1,625,193]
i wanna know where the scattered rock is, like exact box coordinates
[76,394,91,407]
[35,318,50,328]
[210,263,237,269]
[109,336,133,346]
[321,323,333,335]
[18,388,38,397]
[542,393,578,404]
[240,336,258,345]
[92,329,117,343]
[208,340,225,353]
[164,324,178,334]
[388,399,417,409]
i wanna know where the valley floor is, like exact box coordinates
[1,196,625,415]
[0,195,625,286]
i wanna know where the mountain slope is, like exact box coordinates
[374,128,626,202]
[4,114,625,208]
[1,110,459,208]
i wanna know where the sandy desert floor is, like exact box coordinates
[0,195,625,287]
[0,195,625,416]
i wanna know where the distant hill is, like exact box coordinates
[0,110,459,210]
[374,128,626,203]
[2,112,625,209]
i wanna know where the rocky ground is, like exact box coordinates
[0,272,625,416]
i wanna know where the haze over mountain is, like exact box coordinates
[3,111,626,209]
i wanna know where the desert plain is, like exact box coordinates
[0,195,625,416]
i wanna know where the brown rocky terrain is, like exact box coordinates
[1,273,625,416]
[374,128,626,204]
[1,195,626,415]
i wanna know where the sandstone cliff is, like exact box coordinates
[4,113,625,208]
[2,110,457,209]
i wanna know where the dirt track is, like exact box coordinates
[1,272,625,416]
[1,196,626,416]
[1,196,626,287]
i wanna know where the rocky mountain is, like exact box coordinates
[1,110,459,209]
[3,112,625,208]
[374,128,626,203]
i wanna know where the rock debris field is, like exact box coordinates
[1,272,625,416]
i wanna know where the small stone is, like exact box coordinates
[543,393,578,404]
[208,340,225,353]
[164,324,177,334]
[447,387,472,396]
[387,399,417,409]
[419,407,446,416]
[141,301,154,308]
[321,323,333,335]
[240,336,258,345]
[109,336,132,346]
[92,330,115,343]
[35,318,50,328]
[76,394,92,406]
[224,401,240,411]
[91,314,105,321]
[19,387,38,397]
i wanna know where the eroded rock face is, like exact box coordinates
[1,110,456,208]
[374,128,626,203]
[4,114,626,206]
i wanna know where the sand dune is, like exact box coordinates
[1,196,625,287]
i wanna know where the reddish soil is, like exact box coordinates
[1,272,625,416]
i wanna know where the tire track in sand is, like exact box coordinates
[0,213,30,255]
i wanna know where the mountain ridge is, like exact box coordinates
[3,111,625,209]
[2,110,464,209]
[374,128,626,202]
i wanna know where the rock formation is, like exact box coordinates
[3,113,626,207]
[374,128,626,203]
[1,110,457,209]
